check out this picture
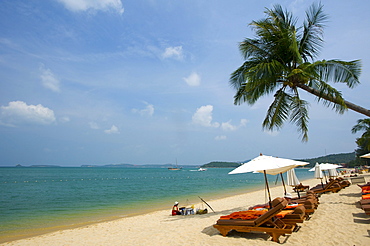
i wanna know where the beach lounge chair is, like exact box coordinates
[213,198,295,243]
[309,179,342,194]
[291,191,319,203]
[336,177,351,188]
[281,205,306,225]
[293,183,310,192]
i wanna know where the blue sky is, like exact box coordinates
[0,0,369,166]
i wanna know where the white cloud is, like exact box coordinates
[104,125,120,134]
[89,122,99,129]
[221,119,248,131]
[60,116,70,123]
[40,65,60,92]
[215,135,227,140]
[0,101,56,126]
[192,105,219,128]
[240,119,249,126]
[183,72,201,87]
[57,0,124,14]
[221,121,237,131]
[162,46,183,60]
[132,103,154,117]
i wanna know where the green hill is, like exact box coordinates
[298,152,356,168]
[201,152,356,168]
[201,161,241,168]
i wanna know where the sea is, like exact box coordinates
[0,167,314,242]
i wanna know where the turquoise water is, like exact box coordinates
[0,167,313,242]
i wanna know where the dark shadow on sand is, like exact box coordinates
[202,225,292,244]
[353,212,370,224]
[339,193,362,198]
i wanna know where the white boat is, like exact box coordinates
[198,168,207,171]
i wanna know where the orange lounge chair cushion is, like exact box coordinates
[362,194,370,200]
[219,209,292,220]
[285,204,300,209]
[219,210,267,220]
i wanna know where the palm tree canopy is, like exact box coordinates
[230,3,367,141]
[352,118,370,152]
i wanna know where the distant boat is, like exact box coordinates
[198,168,207,171]
[168,159,182,170]
[168,167,182,170]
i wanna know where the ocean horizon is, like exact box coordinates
[0,167,314,242]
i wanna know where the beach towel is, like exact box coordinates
[219,209,293,220]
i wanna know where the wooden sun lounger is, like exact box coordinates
[281,205,306,225]
[310,180,342,194]
[213,198,295,243]
[360,199,370,206]
[293,183,310,192]
[288,197,318,218]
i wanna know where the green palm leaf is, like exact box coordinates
[230,3,368,142]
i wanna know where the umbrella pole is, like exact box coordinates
[263,170,272,209]
[198,196,215,213]
[280,172,287,195]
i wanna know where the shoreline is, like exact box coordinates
[0,180,268,244]
[5,174,370,245]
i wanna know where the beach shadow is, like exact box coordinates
[353,218,370,224]
[352,212,370,224]
[355,202,362,209]
[201,225,221,236]
[352,212,369,219]
[339,193,361,198]
[202,225,270,240]
[203,226,292,244]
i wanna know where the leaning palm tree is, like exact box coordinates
[230,3,370,141]
[352,118,370,152]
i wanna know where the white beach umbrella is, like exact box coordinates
[312,163,323,179]
[328,168,338,178]
[311,163,324,188]
[309,163,342,186]
[286,168,304,198]
[308,163,342,171]
[286,168,300,186]
[319,163,342,170]
[229,155,308,175]
[360,153,370,158]
[229,154,308,207]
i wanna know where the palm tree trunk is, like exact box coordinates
[297,84,370,117]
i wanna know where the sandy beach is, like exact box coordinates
[2,174,370,246]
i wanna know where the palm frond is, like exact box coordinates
[352,118,370,133]
[314,80,347,114]
[315,60,361,88]
[231,59,285,105]
[262,88,291,130]
[299,3,328,61]
[289,92,310,142]
[239,38,269,60]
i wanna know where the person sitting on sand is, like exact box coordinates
[172,201,182,216]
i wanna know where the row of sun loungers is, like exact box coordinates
[213,177,350,243]
[309,177,350,194]
[358,182,370,216]
[213,191,320,243]
[214,197,297,243]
